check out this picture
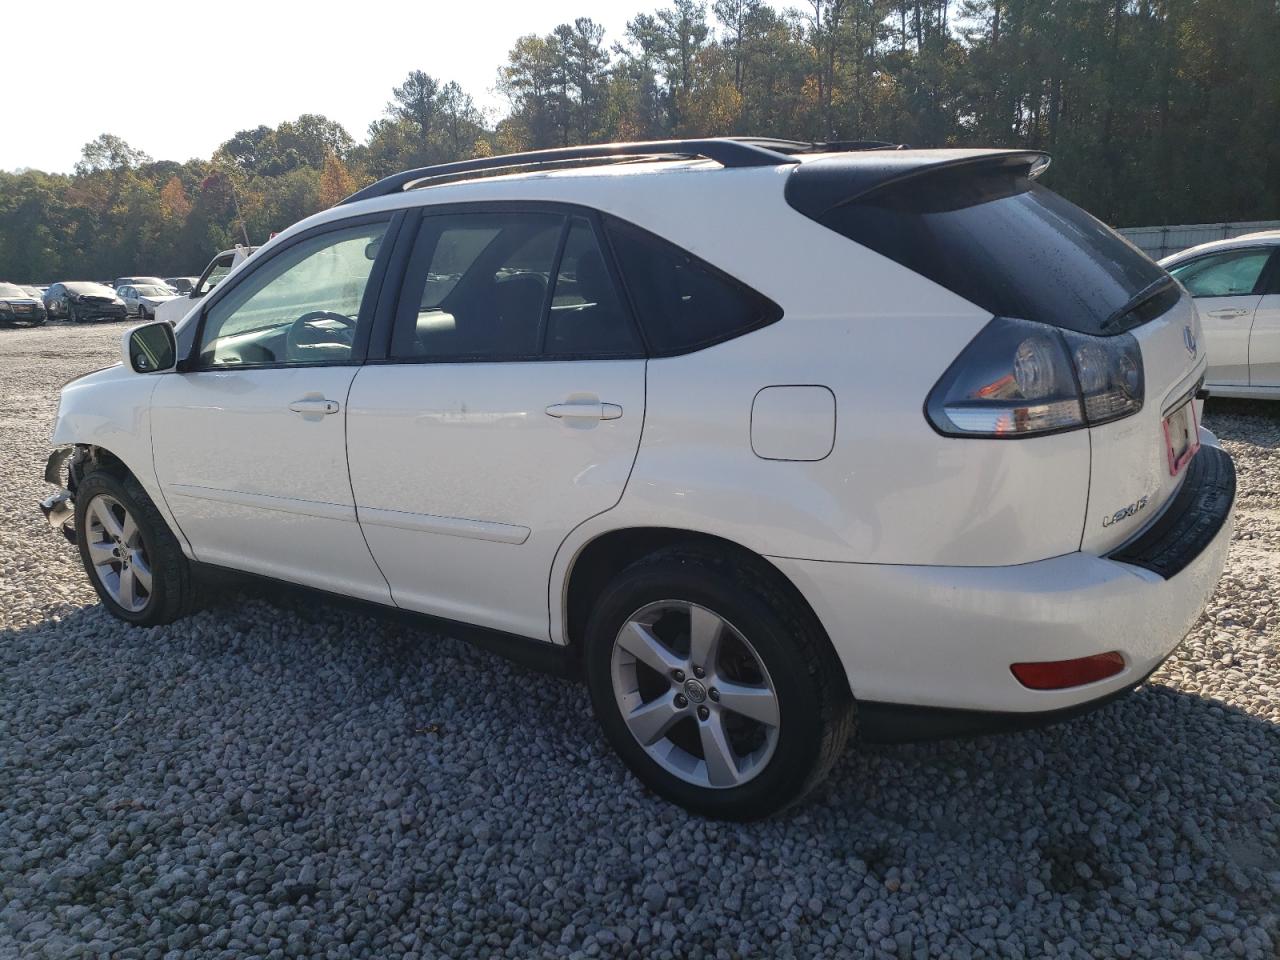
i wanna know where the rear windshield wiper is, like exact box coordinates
[1101,276,1178,333]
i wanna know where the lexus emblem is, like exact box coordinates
[1183,325,1197,357]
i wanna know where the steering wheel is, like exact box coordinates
[285,311,356,358]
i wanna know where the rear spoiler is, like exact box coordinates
[784,149,1051,219]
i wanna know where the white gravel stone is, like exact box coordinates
[0,320,1277,958]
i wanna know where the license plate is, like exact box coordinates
[1163,398,1200,476]
[13,304,30,313]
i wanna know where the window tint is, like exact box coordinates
[808,169,1168,335]
[546,218,641,355]
[198,221,387,367]
[392,212,560,360]
[604,217,781,354]
[1168,249,1271,298]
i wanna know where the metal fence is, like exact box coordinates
[1116,221,1280,261]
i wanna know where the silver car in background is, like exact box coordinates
[116,283,180,320]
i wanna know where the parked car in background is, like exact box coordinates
[0,282,48,325]
[1161,232,1280,399]
[165,277,198,295]
[154,245,258,327]
[43,282,128,323]
[117,283,181,320]
[39,139,1235,819]
[112,276,168,290]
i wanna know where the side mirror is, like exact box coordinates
[123,321,178,374]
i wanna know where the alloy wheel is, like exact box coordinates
[610,600,780,789]
[84,494,152,613]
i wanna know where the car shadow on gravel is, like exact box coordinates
[816,680,1279,910]
[4,589,1277,956]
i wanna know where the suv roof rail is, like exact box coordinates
[746,138,906,154]
[339,137,804,206]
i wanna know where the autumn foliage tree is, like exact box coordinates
[2,0,1277,281]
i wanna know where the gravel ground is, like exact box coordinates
[1,319,1277,960]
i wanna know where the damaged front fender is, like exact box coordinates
[39,445,78,543]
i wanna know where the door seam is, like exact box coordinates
[343,367,398,605]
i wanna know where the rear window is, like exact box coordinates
[810,167,1167,335]
[65,282,115,296]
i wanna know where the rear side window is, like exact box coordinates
[808,167,1167,335]
[1167,249,1272,298]
[604,217,782,355]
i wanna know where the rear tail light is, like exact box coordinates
[1010,652,1125,689]
[927,317,1144,438]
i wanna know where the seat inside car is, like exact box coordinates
[548,249,629,354]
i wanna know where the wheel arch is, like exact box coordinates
[558,525,851,697]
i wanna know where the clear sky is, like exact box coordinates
[2,0,655,173]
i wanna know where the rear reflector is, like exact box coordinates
[1010,652,1125,690]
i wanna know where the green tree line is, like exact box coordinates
[2,0,1276,282]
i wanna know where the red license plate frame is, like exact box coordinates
[1163,398,1200,477]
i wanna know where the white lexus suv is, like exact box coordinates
[40,138,1235,819]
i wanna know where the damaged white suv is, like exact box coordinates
[41,138,1235,819]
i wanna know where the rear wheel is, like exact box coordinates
[585,546,853,819]
[75,470,199,625]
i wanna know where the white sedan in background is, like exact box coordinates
[1162,231,1280,399]
[116,284,181,320]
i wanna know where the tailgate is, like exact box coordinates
[1082,293,1207,555]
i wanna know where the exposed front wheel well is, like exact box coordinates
[71,445,133,489]
[562,527,850,693]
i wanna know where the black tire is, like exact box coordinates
[584,545,854,820]
[68,305,80,323]
[75,469,200,626]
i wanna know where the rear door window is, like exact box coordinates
[546,218,640,356]
[390,211,642,361]
[806,166,1168,334]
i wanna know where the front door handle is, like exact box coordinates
[288,398,340,415]
[545,401,623,421]
[1205,308,1250,319]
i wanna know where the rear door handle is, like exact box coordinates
[1205,308,1250,319]
[545,401,622,421]
[288,398,340,415]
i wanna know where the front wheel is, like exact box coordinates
[75,470,199,625]
[585,546,853,819]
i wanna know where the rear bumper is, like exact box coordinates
[769,433,1235,739]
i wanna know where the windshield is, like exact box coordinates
[0,283,26,298]
[65,282,116,296]
[134,285,173,296]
